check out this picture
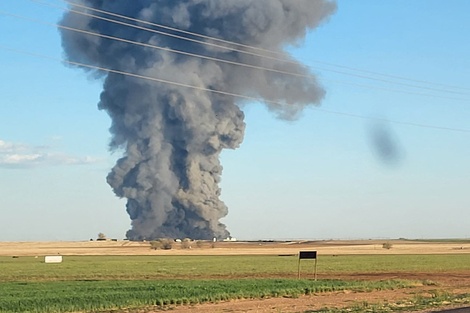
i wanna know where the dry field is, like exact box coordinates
[2,239,470,313]
[1,239,470,257]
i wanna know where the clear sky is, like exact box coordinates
[1,1,469,241]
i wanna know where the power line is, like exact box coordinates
[32,0,288,63]
[315,110,470,134]
[304,59,470,92]
[56,0,468,92]
[1,44,469,134]
[319,78,469,101]
[0,45,287,108]
[57,0,282,59]
[0,11,320,81]
[30,0,470,96]
[39,0,284,57]
[4,8,470,102]
[55,0,470,92]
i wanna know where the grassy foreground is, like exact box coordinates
[1,254,469,312]
[1,254,470,282]
[0,279,412,313]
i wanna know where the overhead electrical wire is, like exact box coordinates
[1,44,469,135]
[64,0,470,93]
[57,0,283,58]
[3,8,470,102]
[52,0,470,92]
[30,0,470,96]
[0,11,322,81]
[1,2,469,133]
[301,59,470,92]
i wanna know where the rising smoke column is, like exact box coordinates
[60,1,336,240]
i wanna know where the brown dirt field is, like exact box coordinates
[1,239,470,256]
[2,240,470,312]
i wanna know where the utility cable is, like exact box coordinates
[57,0,282,58]
[1,44,469,134]
[3,9,470,102]
[30,0,470,95]
[53,0,470,92]
[0,11,318,81]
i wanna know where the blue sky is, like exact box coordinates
[1,1,469,241]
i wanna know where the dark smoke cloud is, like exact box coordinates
[368,122,404,167]
[60,0,336,240]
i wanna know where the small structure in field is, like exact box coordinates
[223,237,237,242]
[45,255,63,263]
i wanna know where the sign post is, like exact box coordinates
[298,251,317,280]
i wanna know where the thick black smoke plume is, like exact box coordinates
[60,1,336,240]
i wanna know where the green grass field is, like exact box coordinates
[0,279,412,313]
[1,254,469,282]
[1,254,469,312]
